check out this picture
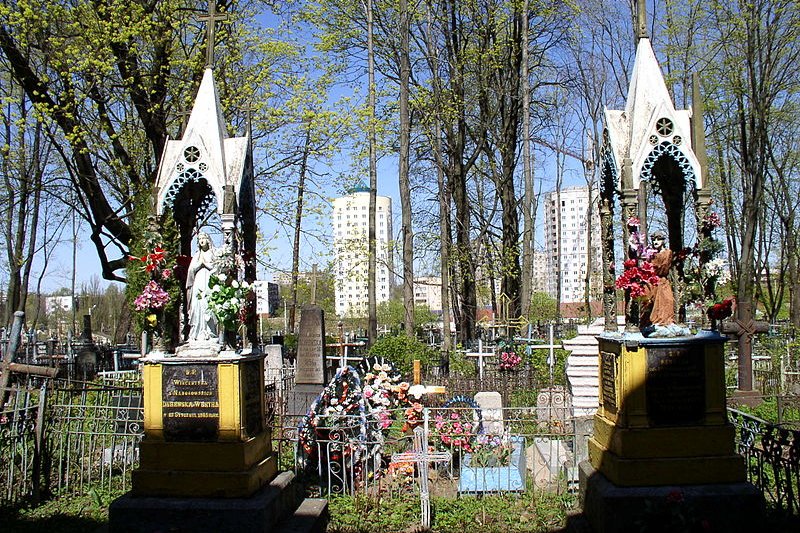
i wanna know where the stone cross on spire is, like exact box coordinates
[199,2,229,68]
[636,0,648,41]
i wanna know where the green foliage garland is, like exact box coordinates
[125,189,182,350]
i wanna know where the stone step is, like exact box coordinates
[109,470,304,533]
[566,353,599,359]
[568,367,599,374]
[276,498,329,533]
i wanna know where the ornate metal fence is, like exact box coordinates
[0,385,46,504]
[45,373,143,495]
[729,408,800,514]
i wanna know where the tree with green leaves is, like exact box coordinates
[0,1,300,282]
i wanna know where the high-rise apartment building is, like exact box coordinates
[544,186,602,304]
[332,189,393,316]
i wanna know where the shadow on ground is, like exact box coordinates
[0,508,105,533]
[553,508,800,533]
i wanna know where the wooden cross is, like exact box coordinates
[391,426,451,530]
[720,301,769,392]
[199,2,229,68]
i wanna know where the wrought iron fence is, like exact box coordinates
[2,363,799,520]
[728,408,800,515]
[45,374,143,496]
[0,385,46,504]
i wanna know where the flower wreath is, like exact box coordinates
[297,366,367,470]
[435,395,483,452]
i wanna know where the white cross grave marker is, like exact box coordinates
[391,426,451,530]
[515,323,560,384]
[465,339,496,380]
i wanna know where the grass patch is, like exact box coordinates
[0,486,125,533]
[327,491,577,532]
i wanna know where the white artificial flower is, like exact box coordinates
[218,273,227,282]
[232,279,240,289]
[231,297,239,307]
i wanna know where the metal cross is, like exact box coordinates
[515,323,561,385]
[465,339,495,380]
[199,2,229,68]
[391,426,451,530]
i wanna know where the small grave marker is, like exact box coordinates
[474,391,504,435]
[391,426,451,530]
[465,339,495,380]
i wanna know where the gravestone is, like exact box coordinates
[295,305,325,385]
[580,3,761,530]
[474,391,503,435]
[263,344,283,379]
[528,438,572,490]
[290,305,327,415]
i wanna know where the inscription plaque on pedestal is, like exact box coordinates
[601,351,617,412]
[241,359,264,437]
[162,364,219,441]
[646,345,705,426]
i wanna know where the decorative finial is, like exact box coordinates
[199,2,229,69]
[636,0,648,41]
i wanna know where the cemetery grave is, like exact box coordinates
[1,2,800,531]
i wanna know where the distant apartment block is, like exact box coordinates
[332,189,393,316]
[532,251,547,293]
[46,295,73,315]
[272,270,314,287]
[253,280,280,315]
[544,185,602,304]
[413,277,442,312]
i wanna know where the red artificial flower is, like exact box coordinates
[707,297,734,320]
[615,260,659,298]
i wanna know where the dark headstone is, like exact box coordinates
[295,305,325,385]
[80,314,93,342]
[113,393,144,434]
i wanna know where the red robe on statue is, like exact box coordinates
[641,248,675,327]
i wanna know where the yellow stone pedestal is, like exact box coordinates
[132,350,278,498]
[587,332,745,487]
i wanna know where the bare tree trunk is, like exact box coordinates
[520,0,534,320]
[398,0,414,337]
[365,0,378,345]
[424,2,452,355]
[289,128,312,334]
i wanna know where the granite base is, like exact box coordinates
[109,470,302,533]
[579,461,763,533]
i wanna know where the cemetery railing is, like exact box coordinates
[0,384,46,505]
[728,408,800,515]
[281,405,587,498]
[45,377,144,496]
